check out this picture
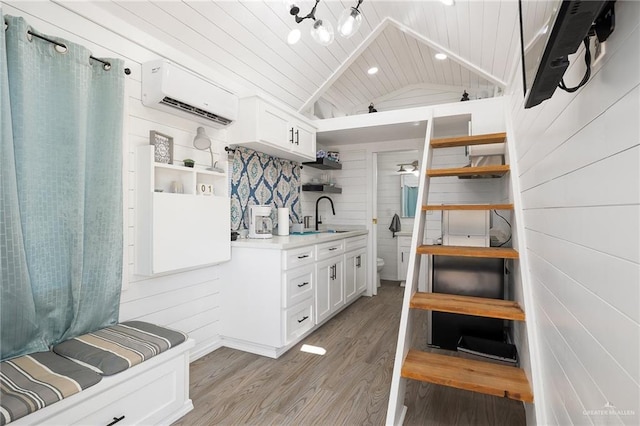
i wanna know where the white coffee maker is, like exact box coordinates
[248,205,273,239]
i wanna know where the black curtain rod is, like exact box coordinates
[224,146,236,153]
[26,30,131,75]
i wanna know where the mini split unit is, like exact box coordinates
[141,59,238,127]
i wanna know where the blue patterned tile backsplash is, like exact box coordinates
[230,146,301,230]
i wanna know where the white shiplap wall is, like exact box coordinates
[376,151,420,280]
[2,1,234,361]
[507,1,640,424]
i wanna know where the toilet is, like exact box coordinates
[376,257,385,288]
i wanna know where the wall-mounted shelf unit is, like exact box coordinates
[302,158,342,170]
[302,184,342,194]
[136,145,230,276]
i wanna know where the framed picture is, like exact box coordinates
[150,130,173,164]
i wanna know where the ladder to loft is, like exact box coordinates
[386,129,533,425]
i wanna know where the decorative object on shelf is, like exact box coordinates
[286,0,364,46]
[461,90,470,101]
[368,103,377,113]
[150,130,173,164]
[316,149,327,158]
[327,151,340,162]
[170,181,184,194]
[193,126,225,173]
[230,146,301,230]
[183,159,195,168]
[197,182,214,196]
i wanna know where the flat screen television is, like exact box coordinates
[519,0,612,108]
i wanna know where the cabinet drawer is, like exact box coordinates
[345,235,367,251]
[70,353,187,425]
[282,245,315,270]
[283,265,315,308]
[316,239,345,261]
[284,300,314,344]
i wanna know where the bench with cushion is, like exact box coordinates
[1,321,194,426]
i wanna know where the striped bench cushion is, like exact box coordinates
[0,351,102,425]
[52,321,187,376]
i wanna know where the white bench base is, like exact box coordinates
[12,339,194,426]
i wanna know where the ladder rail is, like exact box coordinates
[504,108,546,421]
[386,111,434,426]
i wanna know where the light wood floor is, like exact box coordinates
[174,281,525,426]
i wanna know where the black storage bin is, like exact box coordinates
[457,335,518,366]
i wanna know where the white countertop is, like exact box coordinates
[395,231,412,237]
[232,229,368,250]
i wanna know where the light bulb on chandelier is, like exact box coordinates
[337,0,363,38]
[288,0,364,46]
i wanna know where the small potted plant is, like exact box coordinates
[183,158,195,168]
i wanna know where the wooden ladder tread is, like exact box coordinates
[430,132,507,148]
[427,164,510,178]
[417,245,519,259]
[410,292,525,321]
[422,204,513,211]
[401,349,533,403]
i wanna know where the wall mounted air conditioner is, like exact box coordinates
[142,59,238,127]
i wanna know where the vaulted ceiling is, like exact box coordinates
[92,1,524,117]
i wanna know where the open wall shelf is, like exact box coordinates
[302,158,342,170]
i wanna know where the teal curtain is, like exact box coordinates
[403,186,419,218]
[1,16,125,360]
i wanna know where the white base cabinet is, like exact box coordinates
[397,235,412,281]
[12,340,194,426]
[221,235,367,358]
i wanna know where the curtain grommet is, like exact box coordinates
[54,44,68,54]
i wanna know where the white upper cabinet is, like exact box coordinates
[229,96,316,162]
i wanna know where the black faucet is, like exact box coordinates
[315,196,335,231]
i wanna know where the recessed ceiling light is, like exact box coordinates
[367,66,379,75]
[440,0,455,6]
[287,28,301,45]
[435,53,447,60]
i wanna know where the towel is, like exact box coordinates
[389,213,401,238]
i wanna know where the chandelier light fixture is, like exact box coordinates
[287,0,364,46]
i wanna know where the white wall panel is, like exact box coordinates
[508,1,640,423]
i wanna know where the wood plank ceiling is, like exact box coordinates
[93,1,523,116]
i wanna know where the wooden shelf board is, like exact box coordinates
[401,349,533,403]
[427,164,510,178]
[417,245,519,259]
[422,204,513,211]
[430,132,507,148]
[302,158,343,170]
[410,292,525,321]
